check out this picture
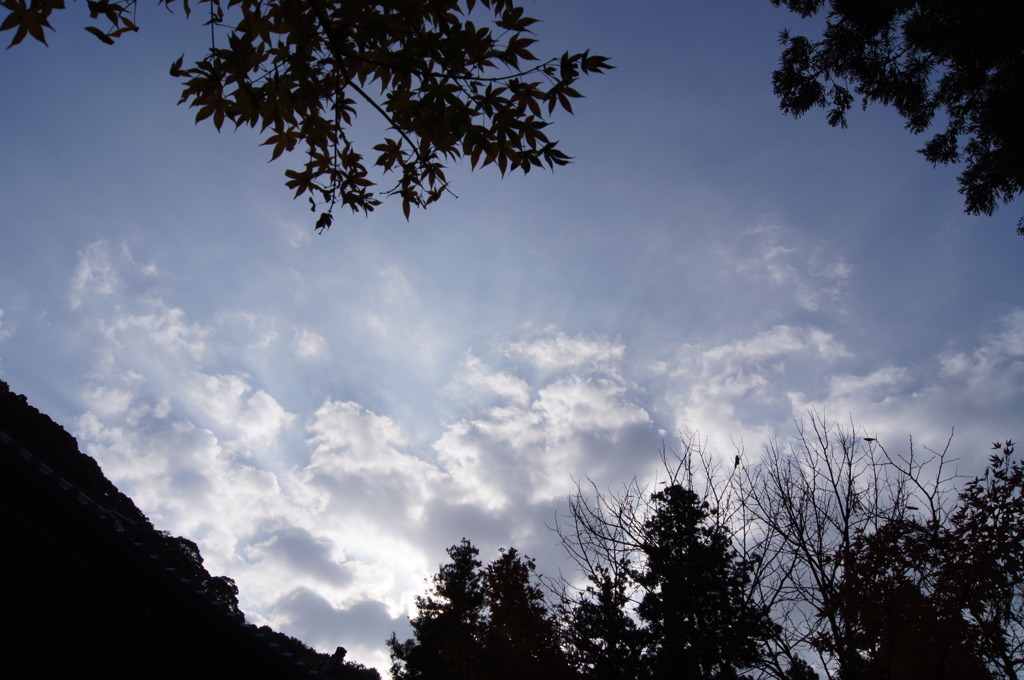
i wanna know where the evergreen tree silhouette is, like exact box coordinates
[635,485,776,680]
[389,539,485,680]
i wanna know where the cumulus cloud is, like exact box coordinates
[55,240,1023,678]
[307,400,415,475]
[82,384,135,419]
[795,309,1024,459]
[445,353,530,407]
[99,297,208,363]
[301,400,447,566]
[506,330,625,376]
[185,373,296,456]
[244,524,354,587]
[536,375,650,441]
[436,345,654,510]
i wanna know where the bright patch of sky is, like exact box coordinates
[1,1,1021,674]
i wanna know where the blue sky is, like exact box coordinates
[1,1,1022,673]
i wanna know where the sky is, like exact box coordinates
[1,0,1022,673]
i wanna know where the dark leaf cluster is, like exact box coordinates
[771,0,1024,234]
[2,0,610,228]
[821,441,1023,679]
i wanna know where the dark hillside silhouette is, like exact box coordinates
[0,380,378,680]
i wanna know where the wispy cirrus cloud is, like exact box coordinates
[729,223,854,314]
[0,309,14,342]
[70,241,121,310]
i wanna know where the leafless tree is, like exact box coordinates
[556,411,964,680]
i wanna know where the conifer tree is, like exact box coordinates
[561,563,643,680]
[389,539,485,680]
[390,540,578,680]
[477,548,578,680]
[635,485,777,680]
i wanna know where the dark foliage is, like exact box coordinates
[558,422,1024,679]
[558,478,779,680]
[771,0,1024,234]
[390,539,576,680]
[389,539,485,680]
[950,441,1024,677]
[255,631,380,680]
[826,440,1023,680]
[824,518,990,680]
[477,548,578,680]
[2,0,610,227]
[561,564,643,680]
[635,485,778,680]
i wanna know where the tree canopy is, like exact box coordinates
[389,539,576,680]
[2,0,610,228]
[771,0,1024,235]
[557,421,1024,680]
[560,483,777,680]
[636,485,777,680]
[388,539,485,680]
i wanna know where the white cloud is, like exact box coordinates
[299,400,448,572]
[184,373,297,455]
[785,309,1024,468]
[733,224,853,313]
[698,324,849,368]
[293,327,328,359]
[99,297,208,363]
[306,400,413,473]
[934,309,1024,404]
[828,366,908,398]
[70,241,121,309]
[436,347,654,509]
[0,309,13,342]
[434,405,546,511]
[535,375,650,440]
[506,330,625,375]
[82,384,135,419]
[657,324,853,459]
[446,352,531,407]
